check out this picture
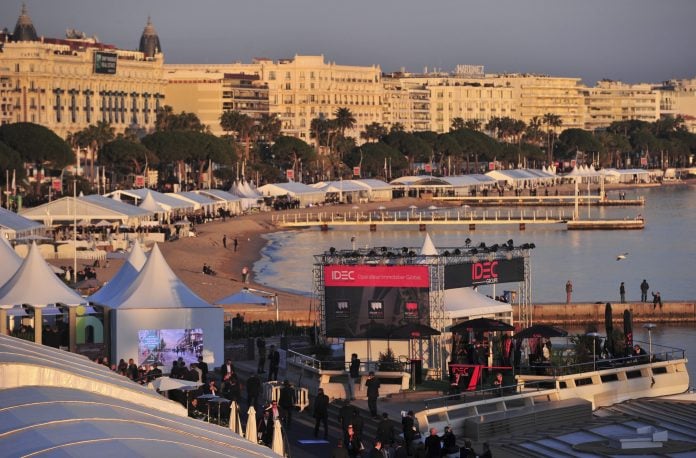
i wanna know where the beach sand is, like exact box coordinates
[65,180,678,325]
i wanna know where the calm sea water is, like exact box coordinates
[255,184,696,384]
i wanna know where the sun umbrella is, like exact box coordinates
[271,417,285,456]
[214,288,271,306]
[245,406,257,443]
[427,205,438,210]
[450,317,514,333]
[229,401,243,435]
[513,324,568,340]
[148,377,201,392]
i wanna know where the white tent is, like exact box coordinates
[0,242,87,309]
[444,287,512,321]
[139,190,166,214]
[257,182,326,207]
[20,196,150,226]
[0,207,44,240]
[420,233,438,256]
[109,244,224,369]
[88,242,147,306]
[0,237,22,286]
[0,335,272,457]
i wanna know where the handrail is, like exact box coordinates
[423,379,554,411]
[285,349,408,374]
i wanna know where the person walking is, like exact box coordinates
[246,373,261,408]
[222,234,227,249]
[268,345,280,381]
[423,428,441,458]
[365,371,380,419]
[233,237,239,252]
[565,280,573,304]
[620,282,626,303]
[348,353,360,400]
[375,412,394,447]
[241,266,249,284]
[279,379,296,430]
[256,337,267,374]
[641,279,650,302]
[313,388,330,439]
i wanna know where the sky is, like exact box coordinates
[2,0,695,86]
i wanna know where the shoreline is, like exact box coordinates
[77,180,694,325]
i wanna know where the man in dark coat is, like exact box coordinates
[313,387,330,439]
[257,409,274,446]
[278,379,295,429]
[365,371,381,418]
[338,400,356,440]
[375,412,394,446]
[197,356,208,383]
[246,373,261,408]
[256,337,267,374]
[332,439,350,458]
[268,345,280,381]
[424,428,441,458]
[402,411,416,449]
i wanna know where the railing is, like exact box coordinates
[423,379,555,411]
[286,349,409,373]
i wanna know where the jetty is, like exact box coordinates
[272,209,645,231]
[433,195,644,207]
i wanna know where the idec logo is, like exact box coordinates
[331,270,355,281]
[472,261,498,282]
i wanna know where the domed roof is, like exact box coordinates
[138,16,162,58]
[13,4,38,42]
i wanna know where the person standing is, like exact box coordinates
[256,337,267,374]
[652,291,663,310]
[620,282,626,303]
[313,387,330,439]
[242,266,249,284]
[222,234,227,249]
[348,353,360,400]
[640,279,650,302]
[278,380,296,430]
[423,428,441,458]
[365,371,380,419]
[233,237,239,252]
[268,345,280,381]
[565,280,573,304]
[258,409,274,446]
[246,373,261,408]
[375,412,394,447]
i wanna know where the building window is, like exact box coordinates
[53,89,64,123]
[143,94,150,124]
[83,89,93,123]
[268,71,276,80]
[131,92,138,125]
[69,90,77,123]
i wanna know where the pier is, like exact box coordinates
[272,209,645,231]
[433,195,644,207]
[515,301,696,325]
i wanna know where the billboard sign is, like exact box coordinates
[324,265,430,337]
[94,51,117,74]
[137,328,203,367]
[444,257,525,288]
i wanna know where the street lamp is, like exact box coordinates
[643,323,656,363]
[587,332,600,371]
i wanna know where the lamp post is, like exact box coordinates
[587,332,600,371]
[643,323,656,362]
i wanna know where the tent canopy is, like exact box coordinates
[88,242,147,306]
[0,242,87,308]
[0,206,44,240]
[444,287,512,320]
[0,237,22,286]
[108,244,213,310]
[214,288,272,306]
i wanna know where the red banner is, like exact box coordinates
[353,166,361,177]
[324,265,429,287]
[488,162,495,171]
[134,175,145,187]
[424,164,432,173]
[52,179,62,192]
[286,169,295,180]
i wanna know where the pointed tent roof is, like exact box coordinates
[88,243,147,306]
[0,242,87,308]
[0,238,22,287]
[139,191,165,213]
[421,233,438,256]
[109,244,213,310]
[444,287,512,319]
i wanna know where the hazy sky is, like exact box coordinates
[3,0,695,85]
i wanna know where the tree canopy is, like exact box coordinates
[0,122,74,168]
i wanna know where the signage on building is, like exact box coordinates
[640,157,648,166]
[52,179,62,193]
[353,166,361,177]
[424,164,432,173]
[444,257,525,288]
[134,175,145,187]
[286,169,294,180]
[94,52,118,75]
[488,162,495,171]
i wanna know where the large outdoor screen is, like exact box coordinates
[324,265,430,338]
[444,257,525,288]
[137,328,203,368]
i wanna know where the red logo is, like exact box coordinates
[472,261,498,281]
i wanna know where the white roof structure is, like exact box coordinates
[391,175,497,189]
[257,182,326,205]
[0,242,87,308]
[0,334,274,457]
[88,243,147,306]
[0,237,22,286]
[486,168,557,186]
[109,244,212,310]
[20,196,150,225]
[108,189,193,212]
[0,206,44,240]
[138,190,166,214]
[420,233,438,256]
[231,180,262,198]
[354,178,393,190]
[311,180,368,193]
[444,287,512,320]
[169,191,219,211]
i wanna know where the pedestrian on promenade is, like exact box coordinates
[242,266,249,283]
[256,336,266,373]
[348,353,360,400]
[268,345,280,381]
[565,280,573,304]
[222,234,227,249]
[234,237,239,252]
[652,291,663,310]
[620,282,626,303]
[365,371,380,419]
[640,279,650,302]
[313,387,330,439]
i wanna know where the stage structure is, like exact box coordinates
[313,240,534,376]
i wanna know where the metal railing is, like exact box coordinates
[423,379,555,411]
[285,349,409,373]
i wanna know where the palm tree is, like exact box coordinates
[450,117,465,131]
[361,122,388,143]
[220,110,254,159]
[73,121,115,189]
[543,113,563,164]
[334,107,356,137]
[254,113,282,143]
[389,123,405,134]
[464,119,482,131]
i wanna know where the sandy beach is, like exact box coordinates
[69,180,691,325]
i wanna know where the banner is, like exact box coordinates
[324,265,430,338]
[444,257,525,288]
[353,166,361,177]
[52,179,62,193]
[286,169,295,180]
[134,175,145,187]
[488,162,495,171]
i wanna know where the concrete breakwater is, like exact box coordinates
[517,301,696,326]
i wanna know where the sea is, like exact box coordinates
[254,184,696,384]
